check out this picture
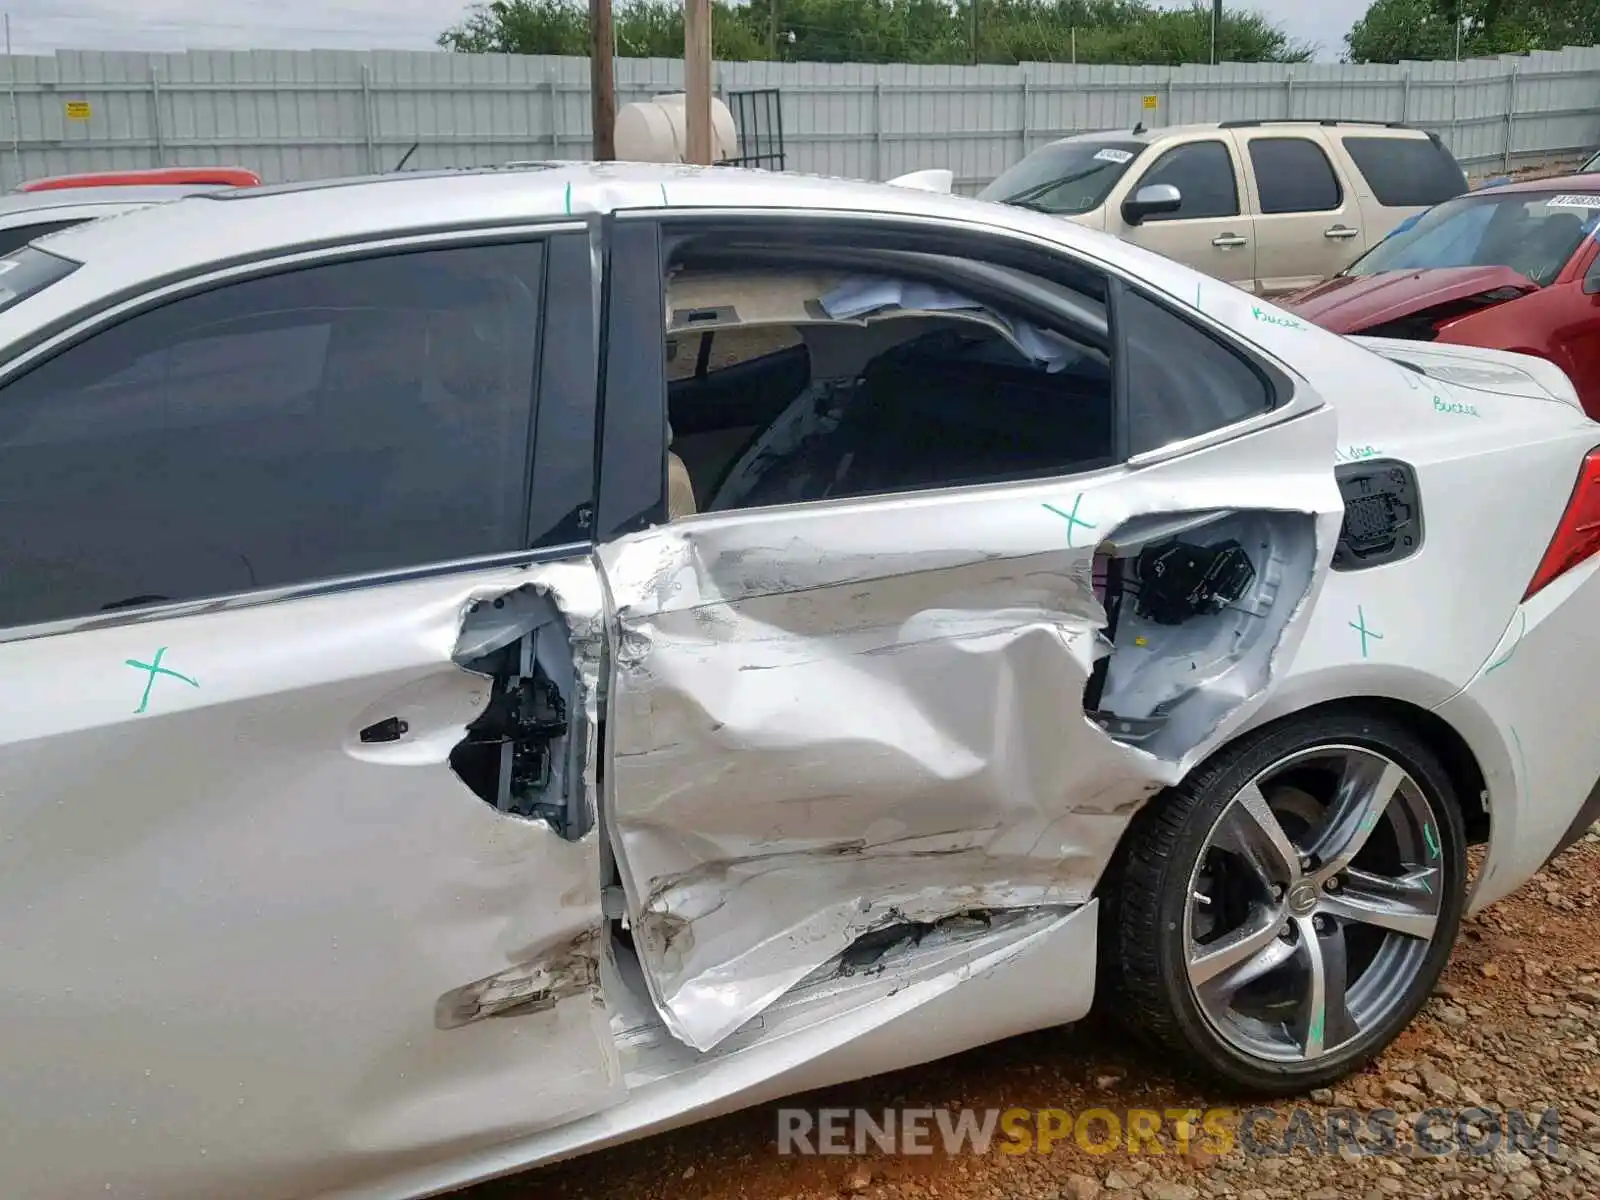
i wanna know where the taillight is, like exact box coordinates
[1525,446,1600,600]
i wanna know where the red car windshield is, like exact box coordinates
[1347,191,1600,288]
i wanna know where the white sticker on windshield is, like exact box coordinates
[1546,194,1600,210]
[1094,148,1134,164]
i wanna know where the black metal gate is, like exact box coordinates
[720,88,786,170]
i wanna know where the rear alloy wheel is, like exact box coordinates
[1104,710,1467,1093]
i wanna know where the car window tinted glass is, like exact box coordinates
[0,218,90,257]
[1347,192,1600,288]
[1122,287,1273,454]
[0,245,79,315]
[1137,141,1239,221]
[0,241,545,629]
[979,140,1147,216]
[1341,136,1466,208]
[1249,137,1342,214]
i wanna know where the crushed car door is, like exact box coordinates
[595,213,1345,1053]
[0,230,627,1200]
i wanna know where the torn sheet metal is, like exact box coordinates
[0,559,621,1200]
[599,435,1343,1054]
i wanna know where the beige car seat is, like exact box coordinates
[666,420,697,518]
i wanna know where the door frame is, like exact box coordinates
[592,204,1323,543]
[1103,133,1258,290]
[0,217,634,1198]
[1231,127,1364,296]
[591,204,1341,1049]
[0,220,599,645]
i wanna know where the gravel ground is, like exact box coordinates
[456,831,1600,1200]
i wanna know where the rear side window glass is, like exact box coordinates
[0,219,90,257]
[1249,138,1343,214]
[1121,287,1274,454]
[0,246,79,315]
[1137,141,1240,221]
[0,241,546,630]
[1341,136,1468,208]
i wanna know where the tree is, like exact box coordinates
[438,0,1312,66]
[1346,0,1600,64]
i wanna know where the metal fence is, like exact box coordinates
[3,45,1598,193]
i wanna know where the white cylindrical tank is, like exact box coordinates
[615,93,739,163]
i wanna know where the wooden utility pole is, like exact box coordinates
[590,0,616,159]
[685,0,713,164]
[969,0,979,65]
[1210,0,1221,65]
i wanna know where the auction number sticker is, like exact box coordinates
[1545,194,1600,209]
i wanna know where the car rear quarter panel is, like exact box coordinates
[1439,555,1600,911]
[1181,283,1598,724]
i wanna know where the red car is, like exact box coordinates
[15,166,261,193]
[1284,174,1600,416]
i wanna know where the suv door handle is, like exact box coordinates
[1324,225,1360,240]
[1212,234,1248,248]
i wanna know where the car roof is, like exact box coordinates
[0,183,228,216]
[1471,172,1600,197]
[28,161,1113,288]
[9,161,1217,348]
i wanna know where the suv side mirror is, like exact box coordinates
[1122,183,1183,226]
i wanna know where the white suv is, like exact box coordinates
[979,119,1468,296]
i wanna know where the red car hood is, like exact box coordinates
[1283,266,1539,332]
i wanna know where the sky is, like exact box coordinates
[9,0,1372,62]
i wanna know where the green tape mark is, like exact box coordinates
[1360,811,1379,833]
[1420,874,1432,893]
[1042,493,1097,549]
[1424,823,1441,861]
[125,646,199,715]
[1485,609,1527,674]
[1349,606,1383,659]
[563,181,572,215]
[1308,1010,1324,1047]
[660,183,669,205]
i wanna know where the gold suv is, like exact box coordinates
[980,119,1468,296]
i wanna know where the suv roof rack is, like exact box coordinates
[1217,118,1413,130]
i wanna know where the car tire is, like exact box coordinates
[1099,706,1468,1095]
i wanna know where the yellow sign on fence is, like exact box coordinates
[64,100,92,120]
[1141,94,1159,111]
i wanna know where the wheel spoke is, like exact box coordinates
[1292,916,1357,1058]
[1196,931,1298,1003]
[1212,782,1302,888]
[1321,867,1441,940]
[1307,755,1408,881]
[1188,904,1287,988]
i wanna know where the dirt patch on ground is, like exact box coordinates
[457,832,1600,1200]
